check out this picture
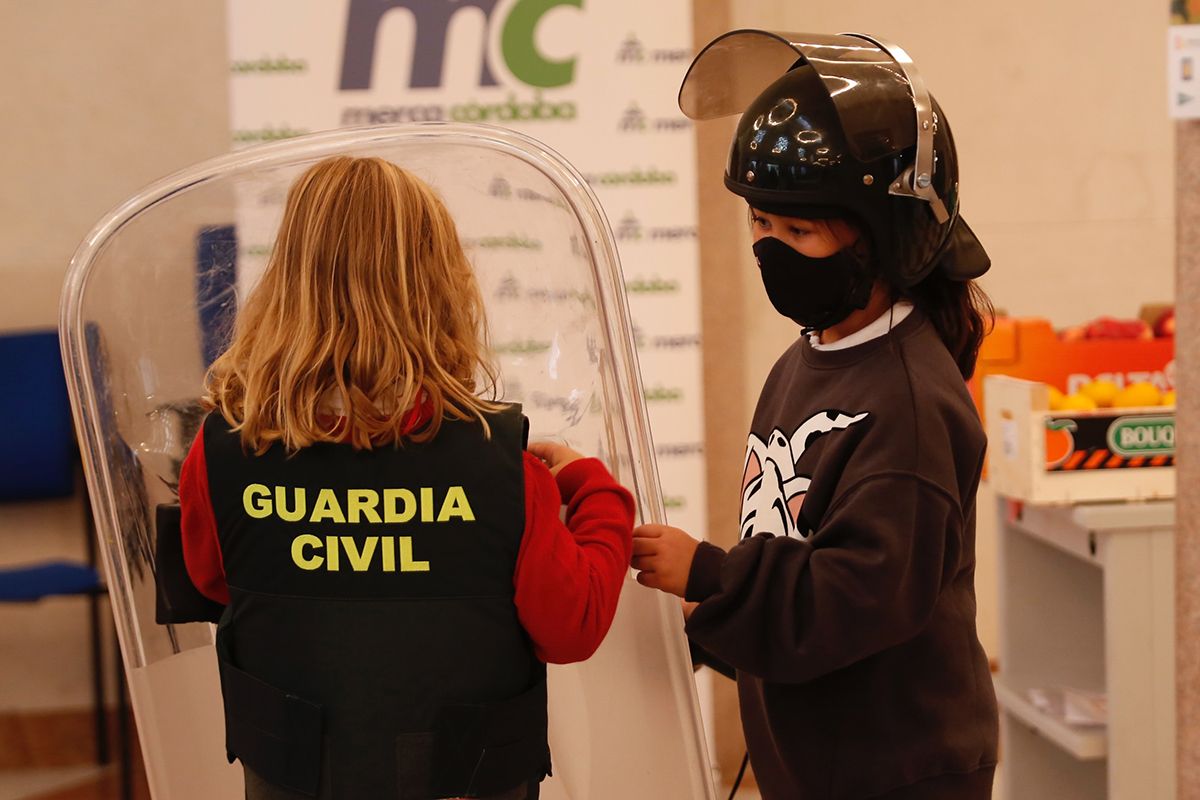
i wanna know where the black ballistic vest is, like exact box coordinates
[200,406,548,799]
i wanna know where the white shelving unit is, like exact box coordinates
[995,498,1175,800]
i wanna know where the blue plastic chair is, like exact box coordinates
[0,329,127,789]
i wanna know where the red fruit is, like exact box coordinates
[1083,317,1152,340]
[1154,308,1176,338]
[1083,317,1120,339]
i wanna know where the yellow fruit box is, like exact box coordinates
[984,376,1176,505]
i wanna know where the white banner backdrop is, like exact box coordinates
[226,0,716,786]
[227,0,705,545]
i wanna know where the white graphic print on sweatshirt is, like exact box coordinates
[740,410,870,540]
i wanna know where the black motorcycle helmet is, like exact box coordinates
[679,30,989,288]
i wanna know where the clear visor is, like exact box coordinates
[679,30,918,162]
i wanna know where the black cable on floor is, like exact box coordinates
[727,751,749,800]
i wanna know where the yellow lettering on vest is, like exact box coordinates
[325,536,341,570]
[399,537,430,572]
[382,537,396,572]
[341,536,378,571]
[420,488,434,522]
[310,489,346,523]
[347,489,382,524]
[383,489,416,523]
[291,534,324,570]
[243,484,271,518]
[275,487,306,522]
[437,486,475,522]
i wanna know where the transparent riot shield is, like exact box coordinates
[60,125,715,800]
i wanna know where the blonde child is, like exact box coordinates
[177,156,633,800]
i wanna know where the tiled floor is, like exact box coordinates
[0,703,148,800]
[0,767,108,800]
[0,760,147,800]
[28,767,148,800]
[721,776,1002,799]
[2,769,740,800]
[720,777,1002,799]
[0,766,993,799]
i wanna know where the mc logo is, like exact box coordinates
[340,0,582,90]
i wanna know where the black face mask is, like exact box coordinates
[752,236,874,331]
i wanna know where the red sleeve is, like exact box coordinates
[513,453,635,664]
[178,429,230,605]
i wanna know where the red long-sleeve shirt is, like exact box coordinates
[178,431,635,664]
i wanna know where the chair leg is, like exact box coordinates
[84,488,110,766]
[89,589,109,764]
[116,627,133,800]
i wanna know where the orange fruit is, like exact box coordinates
[1059,393,1098,411]
[1079,380,1120,408]
[1112,382,1163,408]
[1163,390,1177,407]
[1047,386,1067,411]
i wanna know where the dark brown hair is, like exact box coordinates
[816,214,995,380]
[900,273,994,380]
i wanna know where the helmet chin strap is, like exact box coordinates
[841,32,950,224]
[809,281,895,345]
[809,248,877,340]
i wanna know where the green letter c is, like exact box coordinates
[501,0,583,88]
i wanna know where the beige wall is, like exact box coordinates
[0,1,231,332]
[700,0,1175,655]
[0,0,229,710]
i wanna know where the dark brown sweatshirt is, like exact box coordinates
[686,309,998,800]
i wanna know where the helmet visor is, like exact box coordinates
[679,30,917,162]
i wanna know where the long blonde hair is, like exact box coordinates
[205,156,501,452]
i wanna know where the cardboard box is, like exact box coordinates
[984,376,1175,504]
[969,316,1175,415]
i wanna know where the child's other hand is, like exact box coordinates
[632,524,701,598]
[528,441,586,477]
[682,600,699,622]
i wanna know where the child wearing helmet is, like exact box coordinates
[175,156,635,800]
[632,32,999,799]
